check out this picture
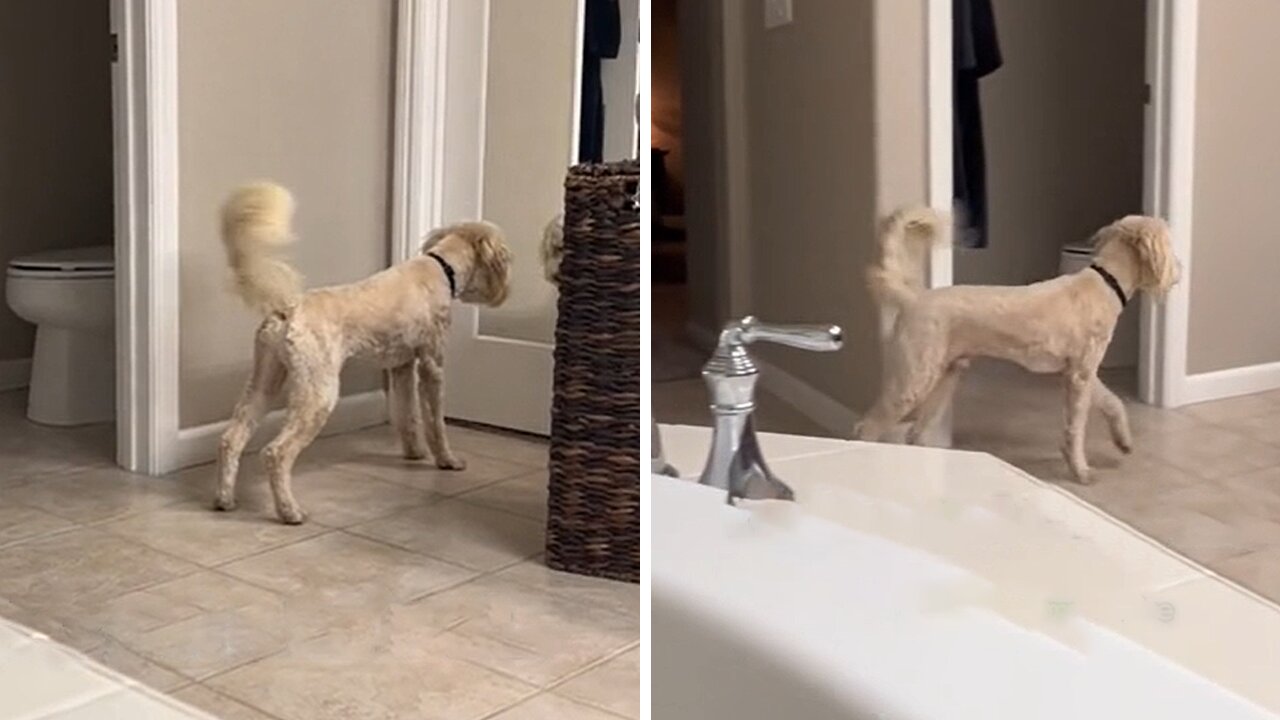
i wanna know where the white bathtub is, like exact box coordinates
[653,425,1280,720]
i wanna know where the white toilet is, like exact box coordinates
[5,246,115,426]
[1060,243,1138,369]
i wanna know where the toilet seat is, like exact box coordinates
[7,246,114,279]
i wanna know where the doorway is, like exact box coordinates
[951,0,1148,416]
[927,0,1199,449]
[0,1,117,467]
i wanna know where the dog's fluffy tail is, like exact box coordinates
[221,181,302,315]
[866,206,948,311]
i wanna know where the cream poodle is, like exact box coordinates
[541,212,564,286]
[214,181,512,524]
[855,208,1179,484]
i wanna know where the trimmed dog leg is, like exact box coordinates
[1061,369,1096,484]
[855,374,932,443]
[1092,378,1133,454]
[389,363,429,460]
[418,351,465,470]
[905,362,966,446]
[263,375,339,524]
[215,345,286,511]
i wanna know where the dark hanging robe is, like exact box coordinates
[579,0,622,164]
[953,0,1002,248]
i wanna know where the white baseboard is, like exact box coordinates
[751,355,858,435]
[0,358,32,392]
[1180,361,1280,406]
[171,390,388,471]
[684,321,857,436]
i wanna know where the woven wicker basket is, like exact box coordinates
[546,160,640,583]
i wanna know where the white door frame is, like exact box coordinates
[1139,0,1197,407]
[391,0,450,264]
[925,0,1198,411]
[112,0,180,474]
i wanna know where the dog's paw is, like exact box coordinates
[403,446,428,461]
[1113,435,1134,454]
[1073,469,1095,486]
[277,507,308,525]
[436,456,467,471]
[213,496,237,512]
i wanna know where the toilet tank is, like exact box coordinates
[1060,245,1138,369]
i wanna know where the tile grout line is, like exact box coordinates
[333,458,541,497]
[538,640,640,719]
[180,681,292,720]
[206,526,342,570]
[0,423,639,720]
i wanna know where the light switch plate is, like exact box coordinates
[764,0,793,29]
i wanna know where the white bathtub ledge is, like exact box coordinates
[653,426,1280,719]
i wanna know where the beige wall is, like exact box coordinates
[678,0,926,418]
[955,0,1146,287]
[0,1,113,361]
[742,0,882,413]
[1188,0,1280,373]
[678,0,727,334]
[177,0,393,428]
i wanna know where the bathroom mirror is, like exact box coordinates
[477,0,639,345]
[579,0,641,163]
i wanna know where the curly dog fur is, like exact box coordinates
[855,207,1179,484]
[214,181,513,524]
[541,212,564,286]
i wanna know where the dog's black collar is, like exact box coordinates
[1090,264,1128,308]
[426,252,457,298]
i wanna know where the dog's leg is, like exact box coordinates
[263,374,339,524]
[1092,378,1133,454]
[418,351,465,470]
[215,344,286,511]
[906,361,966,446]
[1061,369,1096,484]
[389,362,429,460]
[855,383,925,443]
[855,357,943,443]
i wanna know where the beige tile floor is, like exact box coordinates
[0,390,638,720]
[655,358,1280,605]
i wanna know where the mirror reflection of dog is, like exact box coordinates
[214,181,513,524]
[541,212,564,287]
[856,208,1179,484]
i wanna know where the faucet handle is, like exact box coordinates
[736,316,843,352]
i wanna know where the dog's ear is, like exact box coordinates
[1124,217,1178,297]
[472,223,513,306]
[1097,216,1179,298]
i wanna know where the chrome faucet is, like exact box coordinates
[698,317,843,504]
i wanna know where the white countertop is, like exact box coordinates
[654,425,1280,719]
